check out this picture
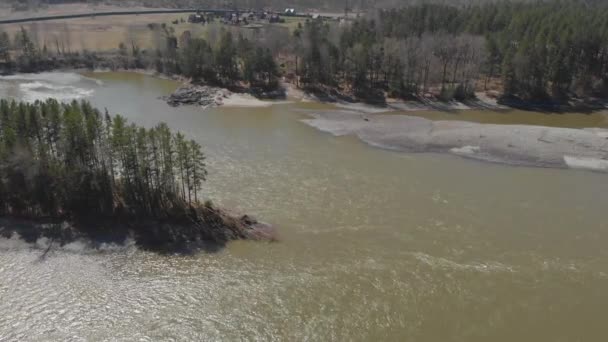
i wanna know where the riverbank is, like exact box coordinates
[283,83,497,113]
[86,70,509,112]
[161,78,608,114]
[302,110,608,172]
[6,61,605,113]
[161,84,284,108]
[282,83,608,114]
[87,68,287,108]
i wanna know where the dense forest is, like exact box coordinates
[1,0,607,102]
[293,0,608,101]
[176,30,280,89]
[0,99,207,219]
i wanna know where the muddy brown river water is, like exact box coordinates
[1,72,607,341]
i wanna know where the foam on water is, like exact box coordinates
[0,72,90,85]
[0,72,98,103]
[18,81,95,102]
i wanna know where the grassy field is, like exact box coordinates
[4,14,198,51]
[2,13,307,52]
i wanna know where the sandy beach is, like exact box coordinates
[302,109,608,172]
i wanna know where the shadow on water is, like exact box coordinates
[497,96,606,114]
[0,217,235,257]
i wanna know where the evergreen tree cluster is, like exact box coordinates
[0,99,207,220]
[156,30,280,90]
[379,1,608,98]
[295,1,608,100]
[0,26,103,73]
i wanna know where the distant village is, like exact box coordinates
[185,8,325,27]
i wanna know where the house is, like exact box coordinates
[226,13,250,25]
[284,8,296,16]
[188,13,205,24]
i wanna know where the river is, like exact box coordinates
[1,72,607,341]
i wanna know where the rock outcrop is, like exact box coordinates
[162,85,231,108]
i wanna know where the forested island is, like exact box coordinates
[0,99,273,252]
[1,0,607,108]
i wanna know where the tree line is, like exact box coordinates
[81,22,281,90]
[294,1,608,101]
[0,24,281,91]
[2,1,608,101]
[0,99,208,220]
[171,30,279,89]
[0,26,105,73]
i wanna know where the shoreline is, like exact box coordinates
[281,82,608,114]
[95,69,288,108]
[4,70,608,173]
[10,68,608,114]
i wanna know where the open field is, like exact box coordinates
[4,14,191,51]
[0,4,307,51]
[0,4,195,51]
[2,14,306,52]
